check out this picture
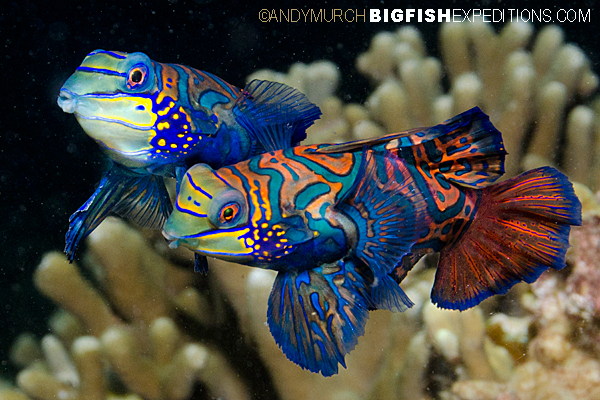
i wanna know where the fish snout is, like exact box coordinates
[57,89,78,114]
[162,226,180,249]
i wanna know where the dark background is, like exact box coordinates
[0,0,597,377]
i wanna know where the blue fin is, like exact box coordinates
[194,253,208,274]
[342,258,414,312]
[424,106,507,188]
[392,252,426,284]
[175,165,187,194]
[234,80,321,153]
[316,107,506,188]
[64,163,172,260]
[371,273,414,312]
[335,151,429,278]
[275,216,315,243]
[111,177,172,228]
[432,167,582,311]
[267,261,369,376]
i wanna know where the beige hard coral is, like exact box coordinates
[2,220,436,400]
[208,261,425,400]
[3,219,249,400]
[247,59,340,107]
[331,22,600,184]
[564,206,600,357]
[208,256,527,400]
[442,272,600,400]
[247,60,372,146]
[439,195,600,400]
[4,21,600,400]
[254,22,600,186]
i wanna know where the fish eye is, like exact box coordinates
[218,202,240,224]
[127,64,148,89]
[208,187,247,228]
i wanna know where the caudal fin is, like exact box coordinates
[431,167,582,310]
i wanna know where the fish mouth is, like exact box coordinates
[57,89,78,114]
[162,230,182,249]
[162,229,199,251]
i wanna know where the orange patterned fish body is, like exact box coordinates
[164,107,582,376]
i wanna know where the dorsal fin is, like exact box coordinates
[233,80,321,153]
[318,107,507,189]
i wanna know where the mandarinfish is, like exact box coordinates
[57,49,320,263]
[163,107,581,376]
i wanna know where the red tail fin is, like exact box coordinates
[431,167,582,310]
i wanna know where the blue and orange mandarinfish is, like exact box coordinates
[57,49,320,262]
[162,107,582,376]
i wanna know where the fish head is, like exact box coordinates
[58,50,160,166]
[164,158,319,267]
[58,50,223,168]
[163,164,254,263]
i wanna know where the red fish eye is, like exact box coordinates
[127,65,148,89]
[219,203,239,224]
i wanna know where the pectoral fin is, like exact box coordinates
[194,253,208,274]
[267,261,369,376]
[335,150,430,278]
[65,163,172,260]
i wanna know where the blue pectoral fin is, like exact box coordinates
[194,253,208,274]
[64,163,172,260]
[267,262,370,376]
[190,107,220,137]
[234,80,321,153]
[277,214,315,243]
[111,173,172,230]
[335,150,430,278]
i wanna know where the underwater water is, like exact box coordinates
[1,0,599,399]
